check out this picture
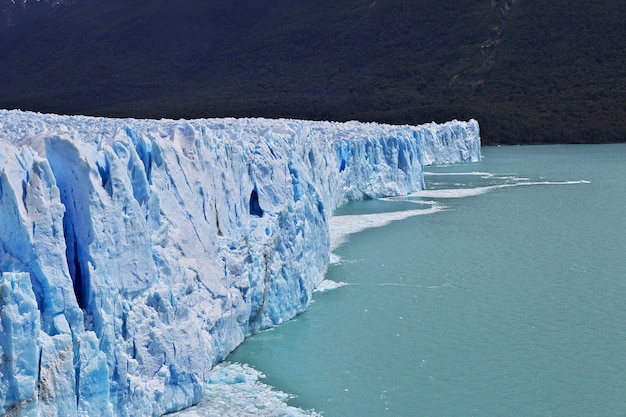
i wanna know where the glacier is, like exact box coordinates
[0,109,480,416]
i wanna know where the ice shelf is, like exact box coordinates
[0,110,480,416]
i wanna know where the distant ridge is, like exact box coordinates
[0,0,624,144]
[0,0,71,32]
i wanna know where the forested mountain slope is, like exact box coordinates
[0,0,623,144]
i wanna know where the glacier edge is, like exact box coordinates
[0,110,480,416]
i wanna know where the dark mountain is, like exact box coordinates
[0,0,72,32]
[0,0,624,144]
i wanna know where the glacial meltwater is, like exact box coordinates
[175,144,626,417]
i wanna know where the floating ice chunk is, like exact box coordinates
[411,179,589,199]
[314,279,348,292]
[168,362,322,417]
[329,204,444,251]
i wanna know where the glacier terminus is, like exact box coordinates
[0,109,480,416]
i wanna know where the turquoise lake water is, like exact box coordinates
[177,144,626,417]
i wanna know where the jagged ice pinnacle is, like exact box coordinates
[0,110,480,416]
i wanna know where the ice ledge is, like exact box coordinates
[0,110,480,416]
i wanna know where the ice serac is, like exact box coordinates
[0,110,480,416]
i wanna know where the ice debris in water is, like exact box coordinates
[168,362,321,417]
[0,109,480,416]
[314,279,348,292]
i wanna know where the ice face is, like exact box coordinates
[0,110,480,416]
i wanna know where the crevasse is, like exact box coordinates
[0,110,480,416]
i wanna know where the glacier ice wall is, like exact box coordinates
[0,110,480,416]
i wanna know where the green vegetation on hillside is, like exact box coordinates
[0,0,624,144]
